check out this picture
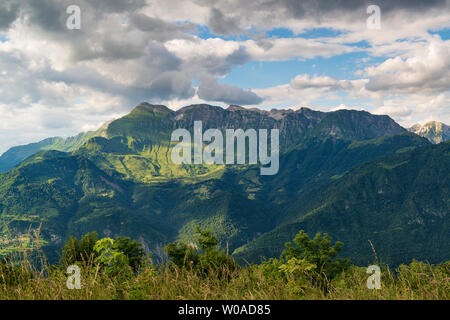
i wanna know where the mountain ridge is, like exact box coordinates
[1,103,409,181]
[0,125,109,173]
[2,105,447,175]
[234,141,450,266]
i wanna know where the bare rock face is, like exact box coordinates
[172,104,404,149]
[409,121,450,144]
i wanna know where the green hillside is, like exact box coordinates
[0,129,105,173]
[0,103,447,267]
[234,141,450,266]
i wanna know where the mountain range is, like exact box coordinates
[0,103,448,266]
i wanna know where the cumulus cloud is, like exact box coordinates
[197,77,263,105]
[371,92,450,127]
[373,105,413,118]
[0,1,20,30]
[165,38,252,76]
[208,7,241,36]
[147,71,195,100]
[181,0,450,39]
[276,0,448,19]
[290,74,353,90]
[164,36,355,79]
[0,0,449,153]
[365,39,450,94]
[130,13,196,41]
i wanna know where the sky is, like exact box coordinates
[0,0,449,154]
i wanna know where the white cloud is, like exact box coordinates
[0,0,449,153]
[243,38,356,61]
[290,74,353,90]
[365,39,450,94]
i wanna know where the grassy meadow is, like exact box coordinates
[0,228,448,300]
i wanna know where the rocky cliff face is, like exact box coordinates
[126,102,405,149]
[409,121,450,144]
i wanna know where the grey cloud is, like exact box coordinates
[208,7,241,36]
[194,46,251,76]
[42,43,193,103]
[14,1,195,64]
[255,37,275,51]
[274,0,448,18]
[198,78,263,105]
[42,68,181,104]
[197,0,449,31]
[0,52,43,106]
[131,13,196,42]
[22,0,145,33]
[45,36,144,65]
[77,29,182,62]
[366,74,450,93]
[23,0,69,32]
[17,0,190,63]
[138,42,183,77]
[0,1,20,30]
[87,0,147,13]
[225,46,251,67]
[147,71,195,100]
[99,37,146,61]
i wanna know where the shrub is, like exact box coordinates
[281,230,350,289]
[60,231,99,266]
[165,226,238,277]
[164,242,199,268]
[115,237,146,272]
[94,238,130,276]
[60,233,146,274]
[278,257,317,296]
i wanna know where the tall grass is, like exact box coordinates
[0,229,448,300]
[0,255,448,300]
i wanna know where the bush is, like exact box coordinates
[60,231,99,266]
[165,226,238,277]
[60,233,146,274]
[281,230,350,289]
[115,237,146,272]
[164,242,199,268]
[94,238,130,276]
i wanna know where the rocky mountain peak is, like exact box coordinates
[227,105,246,111]
[408,121,450,144]
[132,102,174,115]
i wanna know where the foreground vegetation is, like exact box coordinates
[0,228,448,300]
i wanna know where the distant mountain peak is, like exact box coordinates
[177,104,225,114]
[408,121,450,144]
[132,102,174,115]
[227,105,246,111]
